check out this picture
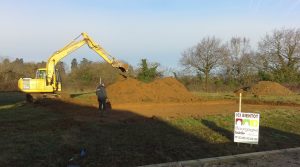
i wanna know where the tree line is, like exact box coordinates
[178,27,300,91]
[0,27,299,92]
[0,57,125,91]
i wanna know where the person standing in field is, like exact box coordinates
[96,83,107,116]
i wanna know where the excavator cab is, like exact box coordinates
[34,68,61,91]
[36,69,46,79]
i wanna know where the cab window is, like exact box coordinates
[36,70,46,79]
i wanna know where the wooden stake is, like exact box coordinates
[239,93,242,113]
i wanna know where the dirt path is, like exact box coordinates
[49,99,300,122]
[111,100,300,118]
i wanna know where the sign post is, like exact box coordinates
[239,93,242,112]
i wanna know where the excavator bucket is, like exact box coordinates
[119,63,129,73]
[112,60,129,73]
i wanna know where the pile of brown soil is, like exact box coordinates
[106,77,198,103]
[249,81,293,96]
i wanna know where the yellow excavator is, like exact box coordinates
[18,32,128,101]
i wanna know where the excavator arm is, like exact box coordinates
[46,32,128,85]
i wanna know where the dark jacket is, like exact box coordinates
[96,85,107,99]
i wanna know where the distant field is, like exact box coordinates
[194,91,300,105]
[0,92,300,166]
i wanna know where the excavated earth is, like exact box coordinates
[249,81,293,96]
[106,77,199,103]
[57,78,299,122]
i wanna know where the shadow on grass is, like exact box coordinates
[0,91,25,106]
[201,119,300,152]
[201,119,233,141]
[0,92,300,167]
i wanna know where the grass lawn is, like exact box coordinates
[194,91,300,105]
[0,92,300,166]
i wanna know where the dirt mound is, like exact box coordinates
[249,81,293,96]
[106,77,198,103]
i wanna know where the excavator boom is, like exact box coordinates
[18,32,129,94]
[46,32,128,85]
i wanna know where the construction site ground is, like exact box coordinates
[57,98,300,122]
[1,92,300,167]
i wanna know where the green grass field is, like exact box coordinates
[194,91,300,105]
[0,92,300,166]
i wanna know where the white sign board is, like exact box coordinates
[234,112,260,144]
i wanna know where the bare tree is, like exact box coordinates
[180,36,227,91]
[71,58,78,72]
[256,28,300,82]
[223,37,254,84]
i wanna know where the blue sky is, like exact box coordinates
[0,0,300,70]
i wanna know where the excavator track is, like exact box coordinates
[26,93,60,103]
